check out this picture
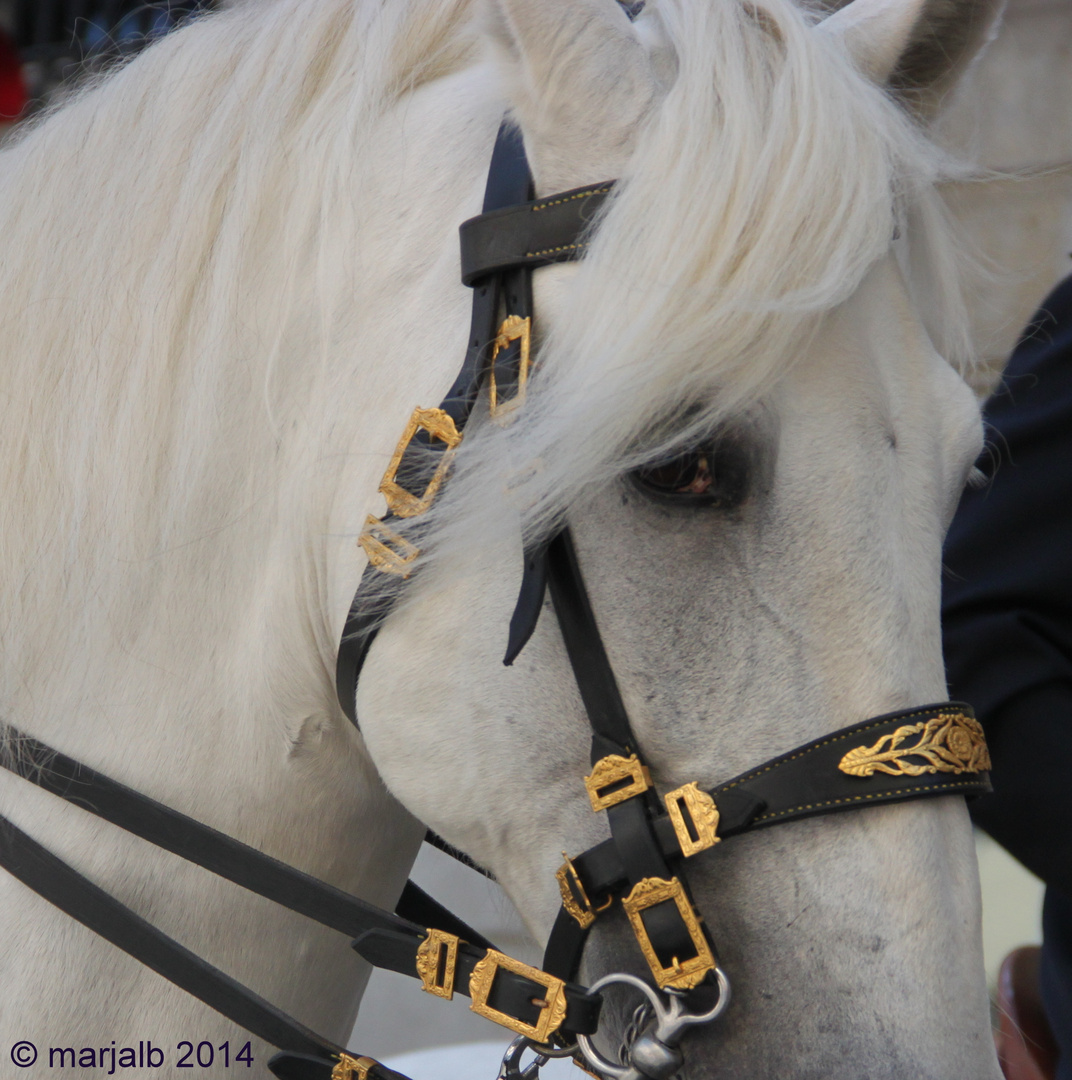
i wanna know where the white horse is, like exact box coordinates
[0,0,1003,1077]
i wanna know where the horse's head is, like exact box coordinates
[354,0,1001,1076]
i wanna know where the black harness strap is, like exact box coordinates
[350,929,602,1036]
[0,815,355,1073]
[0,722,604,1050]
[545,529,637,760]
[335,124,539,726]
[542,528,708,992]
[0,725,491,950]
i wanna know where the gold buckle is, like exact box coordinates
[584,754,652,812]
[415,928,460,1000]
[380,407,463,518]
[332,1054,378,1080]
[469,949,568,1042]
[555,854,611,929]
[622,876,715,991]
[359,515,420,577]
[664,782,721,857]
[489,315,532,421]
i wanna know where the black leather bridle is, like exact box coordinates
[0,123,991,1080]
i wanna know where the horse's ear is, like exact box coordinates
[485,0,657,190]
[819,0,1003,112]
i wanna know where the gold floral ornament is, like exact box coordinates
[838,712,991,778]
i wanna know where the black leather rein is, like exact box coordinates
[0,123,992,1080]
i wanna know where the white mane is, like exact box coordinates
[0,0,476,718]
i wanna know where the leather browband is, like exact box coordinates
[459,182,613,286]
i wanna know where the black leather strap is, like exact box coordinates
[0,722,597,1043]
[545,528,637,760]
[708,702,990,829]
[0,813,346,1065]
[0,724,492,951]
[459,182,613,286]
[542,528,712,995]
[504,535,552,666]
[335,123,537,726]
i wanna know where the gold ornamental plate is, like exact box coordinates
[838,711,991,778]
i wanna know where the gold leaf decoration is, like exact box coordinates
[838,713,991,778]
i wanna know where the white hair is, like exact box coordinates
[0,0,476,704]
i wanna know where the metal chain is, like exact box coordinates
[618,1001,654,1066]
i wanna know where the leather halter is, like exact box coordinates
[0,124,992,1080]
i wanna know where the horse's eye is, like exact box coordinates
[631,442,749,508]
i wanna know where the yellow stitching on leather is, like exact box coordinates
[525,242,588,259]
[531,186,612,211]
[752,780,985,823]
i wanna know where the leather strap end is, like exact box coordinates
[504,541,550,666]
[350,928,416,973]
[709,788,767,838]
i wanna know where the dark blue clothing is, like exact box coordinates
[943,274,1072,1077]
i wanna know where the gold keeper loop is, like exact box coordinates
[359,515,420,578]
[555,854,611,929]
[489,315,532,421]
[332,1054,378,1080]
[622,876,715,991]
[416,928,460,1000]
[584,754,652,812]
[379,406,463,518]
[664,783,721,858]
[468,949,568,1042]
